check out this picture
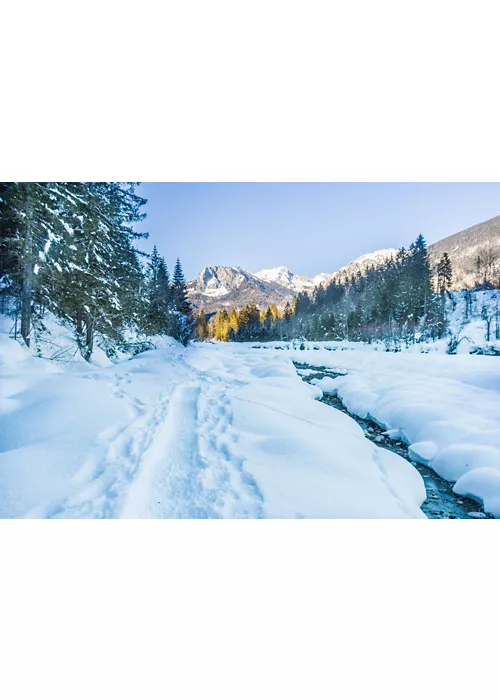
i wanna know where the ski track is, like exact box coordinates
[46,361,263,519]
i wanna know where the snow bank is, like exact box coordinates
[306,351,500,517]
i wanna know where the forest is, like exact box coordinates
[198,236,500,347]
[0,182,193,359]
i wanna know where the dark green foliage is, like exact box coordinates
[437,252,453,294]
[0,182,195,359]
[144,246,173,335]
[172,258,192,315]
[170,257,194,345]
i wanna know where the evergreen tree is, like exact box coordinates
[228,308,239,337]
[172,258,191,315]
[50,182,147,359]
[0,182,147,359]
[215,309,230,341]
[144,246,172,335]
[436,252,453,294]
[171,258,193,345]
[195,310,209,340]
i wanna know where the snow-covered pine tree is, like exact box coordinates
[172,258,191,314]
[171,258,193,345]
[48,182,147,359]
[0,182,148,359]
[144,246,173,336]
[0,182,87,346]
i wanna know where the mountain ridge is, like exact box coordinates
[188,214,500,313]
[187,249,397,313]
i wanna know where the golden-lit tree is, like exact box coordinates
[195,310,209,340]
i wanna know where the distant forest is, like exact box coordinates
[197,235,500,346]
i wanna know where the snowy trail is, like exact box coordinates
[121,379,263,518]
[1,329,429,519]
[121,382,211,518]
[40,359,264,518]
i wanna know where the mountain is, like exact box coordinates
[428,215,500,289]
[254,266,334,293]
[333,248,398,281]
[187,265,296,314]
[188,214,500,314]
[188,249,396,313]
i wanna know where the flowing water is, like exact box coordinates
[294,362,493,519]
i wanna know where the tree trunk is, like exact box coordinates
[84,315,94,361]
[20,185,34,347]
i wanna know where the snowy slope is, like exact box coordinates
[0,320,426,518]
[428,214,500,289]
[334,248,398,280]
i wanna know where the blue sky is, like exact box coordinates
[135,183,500,280]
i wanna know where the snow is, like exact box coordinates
[253,266,334,292]
[274,340,500,517]
[202,284,230,297]
[0,317,426,518]
[253,249,400,294]
[336,248,398,276]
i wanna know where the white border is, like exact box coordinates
[1,1,499,697]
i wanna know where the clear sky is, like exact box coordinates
[134,183,500,280]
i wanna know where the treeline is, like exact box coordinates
[0,182,193,359]
[198,236,456,346]
[196,302,294,342]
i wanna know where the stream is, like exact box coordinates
[294,362,493,519]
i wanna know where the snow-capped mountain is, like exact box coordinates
[254,266,333,292]
[188,249,397,313]
[187,265,297,314]
[190,266,254,298]
[334,248,398,280]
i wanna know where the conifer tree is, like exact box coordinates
[228,308,239,338]
[171,258,193,345]
[51,182,147,359]
[437,252,453,294]
[0,182,147,359]
[172,258,191,315]
[195,310,209,340]
[215,309,230,341]
[144,246,172,335]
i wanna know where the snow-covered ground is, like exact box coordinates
[0,320,427,519]
[265,341,500,517]
[3,298,500,518]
